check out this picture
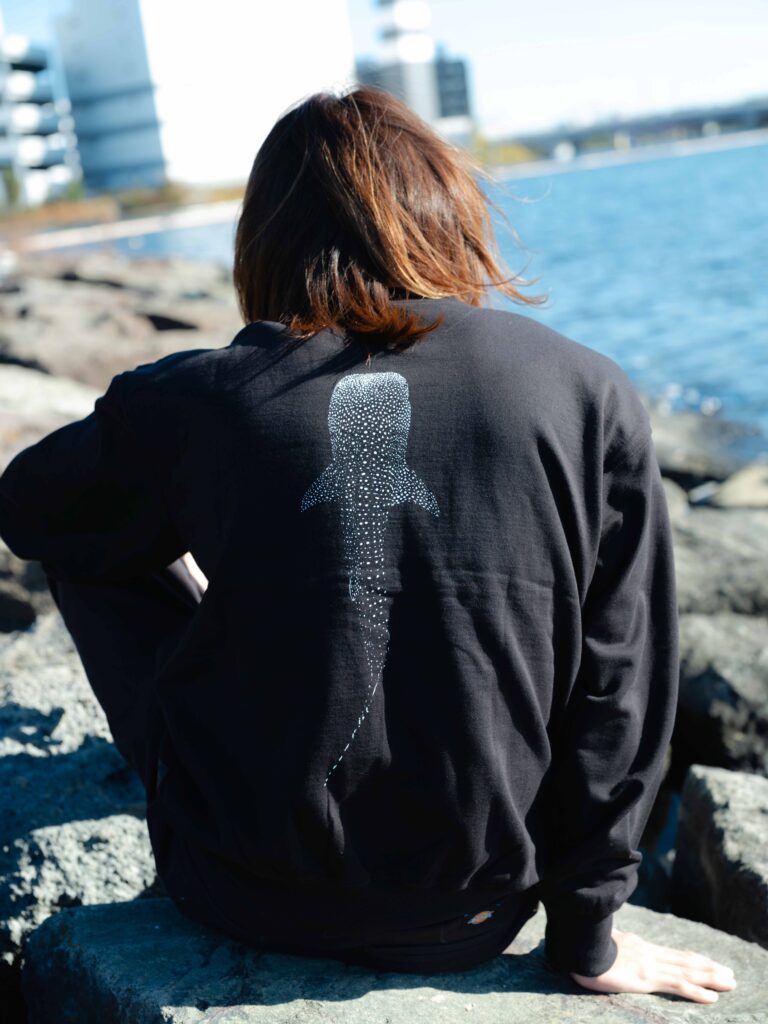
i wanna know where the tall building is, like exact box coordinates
[53,0,163,192]
[435,45,470,119]
[355,0,473,147]
[52,0,356,194]
[0,9,79,206]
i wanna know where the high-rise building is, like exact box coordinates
[355,0,473,147]
[52,0,356,194]
[0,9,79,206]
[435,45,470,119]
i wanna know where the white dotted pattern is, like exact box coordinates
[300,372,440,787]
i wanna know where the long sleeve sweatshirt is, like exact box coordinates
[0,295,680,976]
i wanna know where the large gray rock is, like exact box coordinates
[0,311,230,393]
[0,364,97,421]
[0,252,241,390]
[2,815,156,961]
[710,461,768,508]
[0,611,113,759]
[675,613,768,773]
[661,477,691,522]
[21,250,235,301]
[0,364,99,470]
[0,613,160,966]
[671,764,768,950]
[647,403,764,488]
[671,507,768,614]
[0,540,52,632]
[20,898,766,1024]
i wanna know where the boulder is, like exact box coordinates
[0,364,99,470]
[671,507,768,614]
[20,898,765,1024]
[709,461,768,508]
[0,313,231,393]
[0,613,161,966]
[671,764,768,949]
[2,815,156,963]
[647,403,763,489]
[18,251,235,301]
[0,252,241,390]
[674,612,768,773]
[0,542,52,632]
[661,477,690,522]
[0,611,113,760]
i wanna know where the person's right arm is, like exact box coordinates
[536,421,736,1003]
[537,424,678,976]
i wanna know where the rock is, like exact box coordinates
[661,477,690,521]
[0,364,98,420]
[133,298,241,334]
[710,461,768,508]
[20,251,234,300]
[0,612,114,759]
[671,765,768,950]
[647,403,763,488]
[0,247,19,288]
[674,613,768,774]
[3,816,156,964]
[20,898,764,1023]
[0,253,241,390]
[0,315,230,392]
[671,507,768,614]
[0,364,100,470]
[0,540,55,630]
[0,579,38,632]
[0,732,156,967]
[0,612,161,965]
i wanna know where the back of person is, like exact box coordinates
[118,289,659,947]
[0,84,737,1004]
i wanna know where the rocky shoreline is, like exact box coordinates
[1,251,767,1020]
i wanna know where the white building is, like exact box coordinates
[355,0,474,149]
[53,0,356,193]
[0,9,79,206]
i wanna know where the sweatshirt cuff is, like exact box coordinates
[544,907,618,977]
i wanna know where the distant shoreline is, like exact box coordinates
[494,126,768,180]
[14,199,242,254]
[11,127,768,254]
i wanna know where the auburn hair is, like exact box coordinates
[233,84,542,354]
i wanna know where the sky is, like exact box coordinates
[2,0,766,137]
[350,0,767,135]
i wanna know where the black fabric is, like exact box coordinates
[40,554,543,974]
[166,815,542,974]
[42,558,204,798]
[0,296,679,976]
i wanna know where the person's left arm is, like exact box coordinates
[0,372,187,583]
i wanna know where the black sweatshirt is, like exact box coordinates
[0,296,679,976]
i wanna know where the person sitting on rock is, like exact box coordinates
[0,85,736,1004]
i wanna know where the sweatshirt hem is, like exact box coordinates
[173,821,539,942]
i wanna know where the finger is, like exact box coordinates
[663,966,737,991]
[657,949,736,979]
[661,977,720,1004]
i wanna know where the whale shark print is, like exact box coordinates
[300,371,440,787]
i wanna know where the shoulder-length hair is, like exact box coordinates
[233,85,541,353]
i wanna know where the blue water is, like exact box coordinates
[54,143,768,448]
[491,143,768,449]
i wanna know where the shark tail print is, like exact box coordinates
[300,371,440,787]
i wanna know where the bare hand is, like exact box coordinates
[570,928,737,1004]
